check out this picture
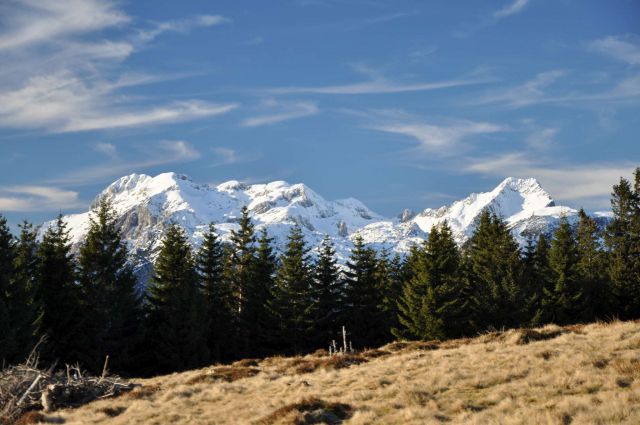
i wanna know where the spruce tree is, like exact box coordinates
[225,206,258,356]
[528,234,552,325]
[76,198,141,373]
[575,209,607,321]
[146,224,209,372]
[540,218,583,325]
[251,228,277,355]
[343,235,384,348]
[34,216,82,365]
[394,222,467,341]
[464,210,525,331]
[374,248,403,342]
[0,214,16,364]
[6,221,39,364]
[605,176,640,319]
[311,235,342,348]
[196,223,233,361]
[268,225,315,353]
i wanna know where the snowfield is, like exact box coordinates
[41,173,609,284]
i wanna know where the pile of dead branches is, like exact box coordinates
[0,352,134,425]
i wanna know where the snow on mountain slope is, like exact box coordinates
[41,173,603,285]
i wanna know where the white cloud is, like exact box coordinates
[465,152,634,208]
[475,70,566,107]
[493,0,530,19]
[0,0,130,51]
[0,185,82,212]
[589,35,640,66]
[268,66,490,95]
[0,71,238,132]
[94,142,118,159]
[526,128,558,150]
[0,1,234,133]
[50,140,202,185]
[136,14,230,43]
[369,114,505,154]
[212,148,238,166]
[474,69,640,108]
[62,101,238,133]
[241,100,318,127]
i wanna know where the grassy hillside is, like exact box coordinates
[28,320,640,425]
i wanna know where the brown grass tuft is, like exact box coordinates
[123,384,161,400]
[187,365,260,384]
[612,357,640,378]
[97,406,127,417]
[232,358,261,368]
[12,411,46,425]
[256,397,354,425]
[507,327,565,345]
[383,340,440,352]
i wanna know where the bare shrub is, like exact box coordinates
[0,361,133,425]
[256,397,354,425]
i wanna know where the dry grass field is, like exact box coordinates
[27,320,640,425]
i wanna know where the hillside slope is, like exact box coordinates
[39,320,639,425]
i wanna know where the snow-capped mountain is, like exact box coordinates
[41,173,608,284]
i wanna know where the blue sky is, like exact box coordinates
[0,0,638,228]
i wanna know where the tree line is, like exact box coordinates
[0,170,639,376]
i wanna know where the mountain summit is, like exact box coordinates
[44,173,600,284]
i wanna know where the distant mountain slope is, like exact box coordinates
[41,173,610,284]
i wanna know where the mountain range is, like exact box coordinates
[42,172,611,284]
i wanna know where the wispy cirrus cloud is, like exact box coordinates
[526,127,558,150]
[211,147,260,167]
[474,69,640,108]
[0,185,82,212]
[474,70,566,107]
[267,65,491,95]
[0,0,130,51]
[241,100,318,127]
[589,35,640,67]
[136,14,230,43]
[50,140,201,185]
[493,0,530,19]
[0,0,234,133]
[93,142,118,159]
[363,109,506,155]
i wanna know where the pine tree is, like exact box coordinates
[251,228,277,355]
[6,221,39,363]
[605,176,640,319]
[464,210,525,331]
[76,198,142,373]
[311,235,342,348]
[268,226,315,353]
[343,235,384,348]
[146,224,209,372]
[225,206,258,356]
[540,218,583,325]
[196,223,233,361]
[528,234,552,325]
[0,214,17,363]
[394,222,467,341]
[34,216,82,365]
[575,209,607,321]
[374,248,403,342]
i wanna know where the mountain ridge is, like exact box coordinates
[42,172,609,285]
